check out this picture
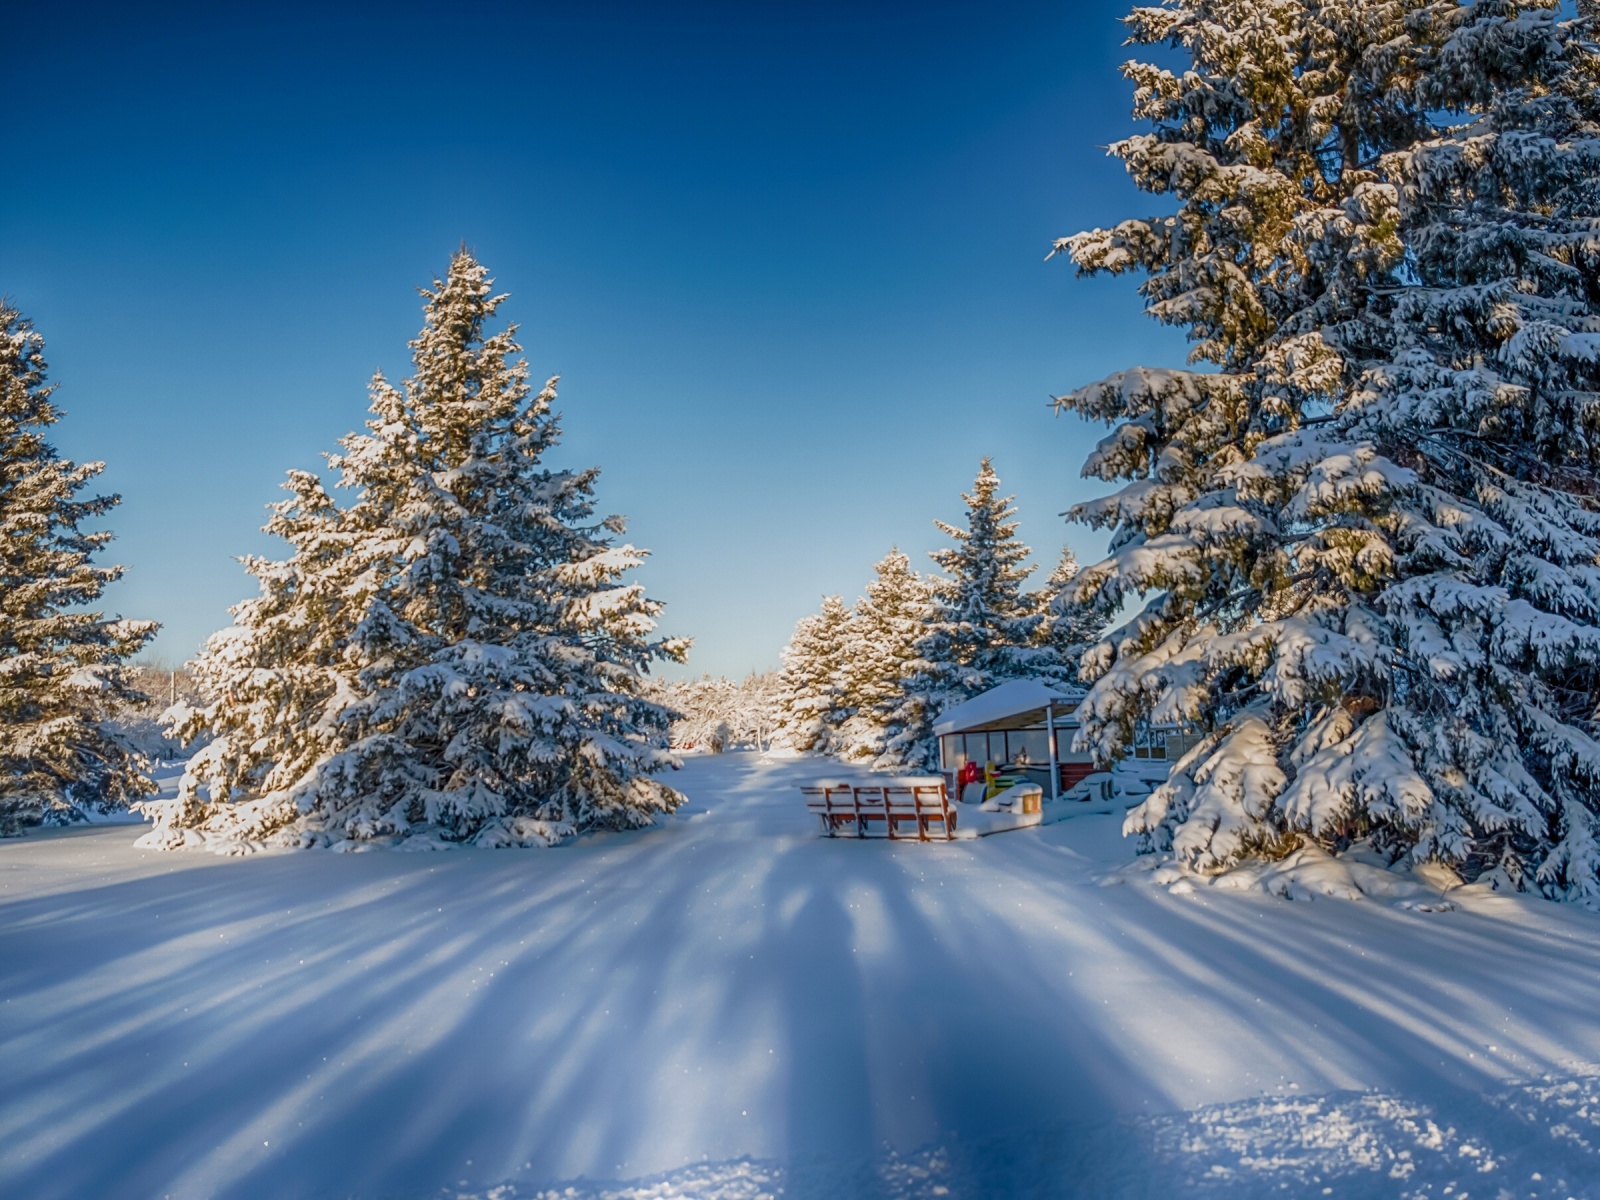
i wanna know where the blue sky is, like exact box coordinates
[3,0,1185,678]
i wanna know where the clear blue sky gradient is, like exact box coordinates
[3,0,1186,678]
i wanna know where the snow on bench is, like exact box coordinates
[801,777,957,841]
[801,775,1077,841]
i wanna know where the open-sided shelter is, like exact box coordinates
[932,680,1093,802]
[933,679,1203,801]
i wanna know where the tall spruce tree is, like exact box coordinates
[0,301,157,834]
[1032,547,1105,684]
[1054,0,1600,899]
[835,547,934,762]
[773,595,852,754]
[141,251,687,850]
[879,460,1052,770]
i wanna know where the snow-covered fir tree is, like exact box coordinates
[1054,0,1600,899]
[879,460,1055,770]
[833,547,933,762]
[1031,547,1106,684]
[773,595,852,754]
[0,301,157,834]
[140,250,688,850]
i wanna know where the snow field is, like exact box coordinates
[4,752,1600,1199]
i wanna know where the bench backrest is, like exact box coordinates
[884,783,919,812]
[853,784,888,813]
[824,783,857,813]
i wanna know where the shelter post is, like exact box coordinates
[1045,703,1059,804]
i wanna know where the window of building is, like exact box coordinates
[939,735,963,770]
[1010,729,1050,766]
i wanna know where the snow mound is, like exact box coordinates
[1102,843,1462,909]
[978,781,1041,812]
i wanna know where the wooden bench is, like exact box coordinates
[801,777,957,841]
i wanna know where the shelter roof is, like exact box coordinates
[932,679,1084,736]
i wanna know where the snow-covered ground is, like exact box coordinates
[4,752,1600,1200]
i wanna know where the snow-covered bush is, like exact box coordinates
[1055,0,1600,900]
[140,251,687,851]
[0,301,158,835]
